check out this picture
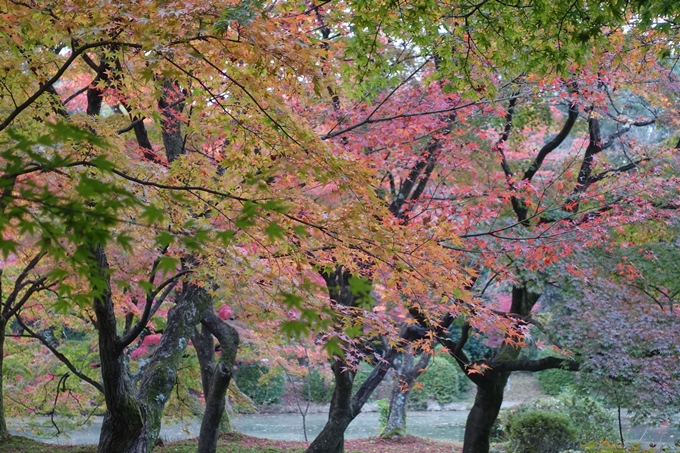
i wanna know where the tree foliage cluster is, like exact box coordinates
[1,1,680,453]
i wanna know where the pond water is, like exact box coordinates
[231,411,468,442]
[8,411,680,446]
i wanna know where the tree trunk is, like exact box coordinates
[305,359,355,453]
[307,267,397,452]
[192,325,216,402]
[305,347,397,453]
[383,386,409,438]
[193,323,234,436]
[459,284,540,453]
[462,372,510,453]
[0,318,8,439]
[158,79,186,163]
[95,249,211,453]
[381,353,429,439]
[197,308,239,453]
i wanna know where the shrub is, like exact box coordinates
[503,391,617,448]
[233,360,285,406]
[352,363,374,392]
[537,368,576,396]
[377,398,389,431]
[505,409,577,453]
[551,391,617,444]
[409,356,461,409]
[305,368,333,403]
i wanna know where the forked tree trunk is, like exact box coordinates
[197,308,239,453]
[462,372,510,453]
[305,348,398,453]
[305,359,355,453]
[95,255,212,453]
[458,285,540,453]
[192,315,234,434]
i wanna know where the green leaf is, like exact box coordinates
[345,325,363,338]
[292,225,309,237]
[0,240,17,259]
[215,229,236,245]
[264,222,286,240]
[54,298,71,314]
[323,337,345,359]
[154,231,175,248]
[140,205,166,224]
[138,280,155,294]
[280,320,309,338]
[349,275,372,297]
[259,200,289,213]
[116,233,134,251]
[281,292,303,308]
[156,256,180,274]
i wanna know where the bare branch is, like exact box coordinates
[15,314,104,393]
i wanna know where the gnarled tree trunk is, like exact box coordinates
[306,347,398,453]
[306,359,355,453]
[455,285,540,453]
[381,353,430,439]
[197,308,239,453]
[95,244,211,453]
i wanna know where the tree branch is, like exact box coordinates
[116,269,190,351]
[0,40,132,132]
[523,102,578,182]
[15,314,104,393]
[483,356,580,373]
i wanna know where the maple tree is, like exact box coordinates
[0,1,470,451]
[293,4,680,453]
[2,2,680,453]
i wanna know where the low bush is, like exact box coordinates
[502,390,617,450]
[305,368,333,403]
[409,356,461,409]
[233,360,285,406]
[530,391,617,444]
[505,409,577,453]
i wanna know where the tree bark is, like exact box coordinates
[192,324,216,406]
[462,371,510,453]
[94,241,211,453]
[381,353,430,438]
[0,318,8,439]
[305,346,398,453]
[458,285,540,453]
[305,359,355,453]
[197,308,239,453]
[93,245,145,453]
[158,79,185,163]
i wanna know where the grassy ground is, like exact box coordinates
[3,433,461,453]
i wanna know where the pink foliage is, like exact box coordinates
[131,347,148,360]
[143,334,162,346]
[130,334,163,359]
[217,304,233,320]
